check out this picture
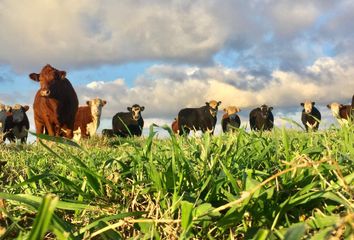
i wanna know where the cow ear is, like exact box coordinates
[23,105,30,112]
[300,103,304,106]
[127,107,132,111]
[140,106,145,111]
[312,102,315,106]
[205,102,209,106]
[217,101,222,106]
[29,73,40,82]
[59,71,66,80]
[102,100,107,106]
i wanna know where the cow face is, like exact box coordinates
[223,106,241,116]
[12,104,29,123]
[301,101,315,113]
[206,100,222,117]
[260,105,273,119]
[87,98,107,117]
[327,102,342,117]
[29,64,66,97]
[127,104,145,120]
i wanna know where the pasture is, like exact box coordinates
[0,124,353,239]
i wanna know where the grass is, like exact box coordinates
[0,124,353,239]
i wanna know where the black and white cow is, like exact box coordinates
[3,104,30,143]
[112,104,145,137]
[177,100,221,135]
[301,100,321,131]
[249,104,274,131]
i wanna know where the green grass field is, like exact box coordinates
[0,124,353,239]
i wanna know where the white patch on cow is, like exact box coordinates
[73,127,82,141]
[306,121,317,129]
[303,100,313,114]
[328,102,341,118]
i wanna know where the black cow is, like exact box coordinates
[3,104,30,143]
[301,100,321,131]
[221,106,241,133]
[178,100,221,135]
[112,104,145,137]
[249,104,274,131]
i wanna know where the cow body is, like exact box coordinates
[29,65,78,139]
[221,106,241,133]
[74,98,107,140]
[178,100,221,135]
[112,104,145,137]
[3,105,30,143]
[249,105,274,131]
[301,101,321,131]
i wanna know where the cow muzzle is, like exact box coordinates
[40,89,51,97]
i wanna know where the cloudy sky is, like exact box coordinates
[1,0,353,138]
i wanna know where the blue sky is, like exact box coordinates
[0,0,353,137]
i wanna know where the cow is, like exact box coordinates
[177,100,221,135]
[29,64,78,139]
[73,98,107,140]
[3,104,30,143]
[171,118,179,134]
[249,104,274,131]
[300,100,321,131]
[327,101,353,126]
[221,106,241,133]
[112,104,145,137]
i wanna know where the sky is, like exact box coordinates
[0,0,353,139]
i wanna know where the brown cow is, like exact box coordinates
[29,64,78,139]
[171,118,179,134]
[73,98,107,140]
[327,98,353,126]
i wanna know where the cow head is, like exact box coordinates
[223,106,241,117]
[127,104,145,120]
[260,104,273,119]
[29,64,67,97]
[12,104,29,123]
[87,98,107,117]
[327,102,343,118]
[301,100,315,113]
[206,100,222,117]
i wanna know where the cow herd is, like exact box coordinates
[0,64,353,144]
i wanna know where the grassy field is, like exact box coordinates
[0,124,353,239]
